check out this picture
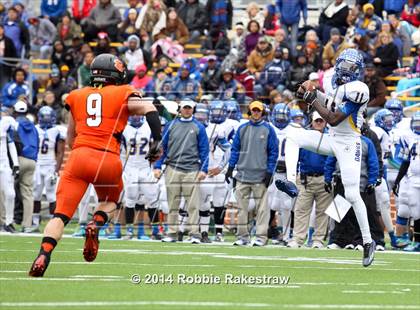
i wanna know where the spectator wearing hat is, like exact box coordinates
[287,111,332,248]
[84,0,122,42]
[244,20,262,56]
[77,51,95,88]
[355,3,382,40]
[322,27,350,65]
[56,12,82,47]
[1,68,30,108]
[40,0,67,25]
[255,46,290,98]
[170,64,201,101]
[230,22,246,53]
[373,31,399,77]
[154,100,209,243]
[155,8,189,45]
[122,0,143,20]
[247,36,274,78]
[13,100,39,233]
[201,55,222,93]
[176,0,207,43]
[123,35,151,80]
[318,0,349,44]
[234,57,255,99]
[206,0,233,31]
[201,26,230,59]
[217,68,245,104]
[60,65,77,91]
[364,62,387,116]
[275,0,307,56]
[0,24,17,86]
[144,68,173,97]
[4,7,30,58]
[225,100,279,246]
[51,40,68,68]
[130,64,152,93]
[28,15,57,59]
[119,8,139,40]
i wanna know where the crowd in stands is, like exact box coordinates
[0,0,419,122]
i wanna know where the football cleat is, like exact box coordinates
[107,232,121,240]
[185,236,201,244]
[375,244,385,251]
[162,235,177,243]
[177,231,184,242]
[83,221,99,262]
[362,240,376,267]
[252,238,266,247]
[275,179,298,198]
[200,232,211,243]
[233,238,250,246]
[287,240,300,248]
[311,241,324,249]
[327,243,342,249]
[393,237,410,249]
[72,225,86,237]
[344,244,355,250]
[403,242,420,252]
[29,253,50,277]
[214,233,224,242]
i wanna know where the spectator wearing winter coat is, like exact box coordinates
[0,24,17,86]
[119,8,139,40]
[201,55,222,93]
[155,8,189,45]
[4,7,30,58]
[144,68,172,97]
[217,68,245,104]
[123,35,151,73]
[289,52,314,90]
[176,0,207,43]
[388,15,412,57]
[355,3,382,42]
[56,13,82,47]
[1,68,30,108]
[247,36,274,78]
[243,2,265,29]
[255,46,290,97]
[322,27,350,66]
[201,27,230,60]
[46,68,68,119]
[373,31,399,77]
[276,0,307,57]
[401,2,420,27]
[130,64,152,94]
[364,63,386,116]
[244,20,262,56]
[72,0,97,24]
[41,0,67,24]
[318,0,349,44]
[84,0,121,41]
[229,22,246,54]
[170,64,201,101]
[28,16,57,60]
[234,57,255,98]
[206,0,233,31]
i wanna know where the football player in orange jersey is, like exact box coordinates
[29,54,162,277]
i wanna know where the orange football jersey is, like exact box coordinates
[65,84,139,154]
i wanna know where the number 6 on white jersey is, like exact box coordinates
[86,93,102,127]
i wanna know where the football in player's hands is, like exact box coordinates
[296,80,317,99]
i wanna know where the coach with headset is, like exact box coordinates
[226,101,279,246]
[153,100,209,243]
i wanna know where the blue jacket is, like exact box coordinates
[16,116,39,161]
[169,77,200,101]
[276,0,307,25]
[1,82,31,107]
[299,148,328,175]
[41,0,68,18]
[229,120,278,183]
[259,59,290,88]
[324,136,378,189]
[154,117,209,173]
[217,79,245,104]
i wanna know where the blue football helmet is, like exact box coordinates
[332,48,364,86]
[290,108,307,127]
[271,103,290,129]
[384,99,403,124]
[374,108,394,132]
[225,100,241,121]
[209,100,227,124]
[38,106,56,129]
[411,111,420,135]
[128,115,144,128]
[194,103,209,126]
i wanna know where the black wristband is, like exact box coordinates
[145,110,162,141]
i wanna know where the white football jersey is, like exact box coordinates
[271,123,294,164]
[371,126,391,161]
[323,78,369,136]
[207,122,230,169]
[36,125,65,165]
[122,123,152,169]
[222,118,240,142]
[400,130,420,186]
[388,123,411,170]
[0,115,17,164]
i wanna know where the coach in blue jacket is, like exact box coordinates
[226,101,279,246]
[154,100,209,243]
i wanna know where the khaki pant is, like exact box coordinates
[18,157,36,229]
[235,181,269,243]
[165,166,200,237]
[293,175,332,245]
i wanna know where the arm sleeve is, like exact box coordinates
[338,101,360,117]
[324,156,337,183]
[153,120,171,169]
[365,137,379,185]
[228,126,242,169]
[197,123,210,173]
[266,125,279,174]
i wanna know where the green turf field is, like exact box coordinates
[0,233,419,310]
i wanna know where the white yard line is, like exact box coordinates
[342,290,406,294]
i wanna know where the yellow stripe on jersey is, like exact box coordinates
[348,116,361,134]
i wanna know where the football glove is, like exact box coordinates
[324,182,332,193]
[145,140,162,163]
[392,183,399,197]
[364,183,375,194]
[225,166,234,184]
[275,179,299,198]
